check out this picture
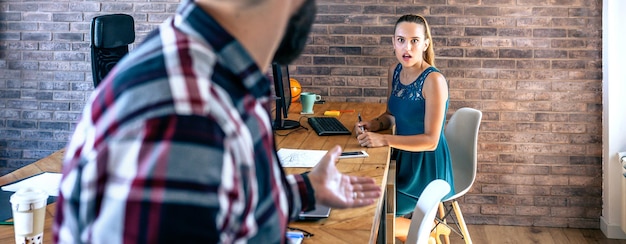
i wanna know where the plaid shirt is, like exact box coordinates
[54,1,314,243]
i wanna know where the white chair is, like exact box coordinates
[436,107,482,244]
[395,179,451,244]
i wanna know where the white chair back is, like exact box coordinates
[443,107,482,201]
[405,179,451,244]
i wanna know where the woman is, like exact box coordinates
[355,14,454,216]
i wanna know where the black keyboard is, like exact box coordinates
[308,117,352,136]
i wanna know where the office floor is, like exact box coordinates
[447,225,626,244]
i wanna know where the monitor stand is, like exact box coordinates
[273,119,300,130]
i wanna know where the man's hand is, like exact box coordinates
[307,145,381,208]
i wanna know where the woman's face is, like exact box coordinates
[393,21,429,67]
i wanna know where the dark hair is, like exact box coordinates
[394,14,435,67]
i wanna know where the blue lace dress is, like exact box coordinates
[388,64,455,216]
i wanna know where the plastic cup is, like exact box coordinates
[10,188,48,244]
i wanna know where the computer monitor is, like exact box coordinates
[272,63,300,130]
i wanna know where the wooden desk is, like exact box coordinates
[0,102,390,244]
[278,102,391,244]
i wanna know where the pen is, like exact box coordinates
[358,113,364,133]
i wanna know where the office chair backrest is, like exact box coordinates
[444,107,482,199]
[405,179,451,244]
[90,14,135,87]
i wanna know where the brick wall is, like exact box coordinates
[1,0,603,229]
[0,1,177,175]
[296,0,603,229]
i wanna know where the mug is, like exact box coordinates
[300,92,321,114]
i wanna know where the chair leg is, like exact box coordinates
[433,221,450,244]
[436,203,451,244]
[429,226,439,244]
[428,236,437,244]
[451,200,472,244]
[429,226,437,244]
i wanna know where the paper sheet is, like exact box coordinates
[277,148,327,168]
[1,172,62,197]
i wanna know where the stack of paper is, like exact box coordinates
[277,148,327,168]
[1,172,62,197]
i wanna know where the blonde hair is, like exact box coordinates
[394,14,435,67]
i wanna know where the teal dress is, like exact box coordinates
[388,64,455,216]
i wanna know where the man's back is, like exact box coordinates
[54,1,298,242]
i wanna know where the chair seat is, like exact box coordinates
[395,216,409,241]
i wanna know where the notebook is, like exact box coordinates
[298,203,331,220]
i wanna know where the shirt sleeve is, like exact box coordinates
[284,172,316,221]
[297,172,316,211]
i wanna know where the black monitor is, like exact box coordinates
[272,63,300,130]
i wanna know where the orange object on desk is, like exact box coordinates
[323,109,355,116]
[324,110,341,116]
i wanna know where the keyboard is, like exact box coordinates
[308,117,352,136]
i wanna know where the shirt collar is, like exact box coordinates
[174,0,270,99]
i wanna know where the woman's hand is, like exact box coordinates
[354,120,371,136]
[307,145,381,208]
[356,132,388,148]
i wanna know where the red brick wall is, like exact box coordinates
[0,1,177,175]
[0,0,603,228]
[292,0,603,228]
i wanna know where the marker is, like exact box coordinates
[358,113,364,133]
[324,110,341,116]
[322,109,356,116]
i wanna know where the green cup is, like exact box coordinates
[300,92,321,114]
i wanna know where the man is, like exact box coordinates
[54,0,381,243]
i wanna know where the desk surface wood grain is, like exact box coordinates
[279,102,391,244]
[0,102,390,244]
